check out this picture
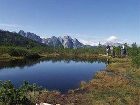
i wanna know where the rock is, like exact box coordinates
[43,35,83,48]
[18,30,42,43]
[18,30,26,37]
[43,36,62,48]
[72,38,83,49]
[62,36,74,48]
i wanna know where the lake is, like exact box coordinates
[0,58,106,92]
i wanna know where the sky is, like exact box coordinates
[0,0,139,45]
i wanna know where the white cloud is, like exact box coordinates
[0,23,23,32]
[0,23,36,34]
[0,23,24,32]
[106,36,118,42]
[78,35,121,46]
[79,39,102,46]
[0,24,22,28]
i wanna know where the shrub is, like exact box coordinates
[8,48,29,57]
[132,53,140,68]
[0,81,41,105]
[25,53,41,59]
[0,46,9,55]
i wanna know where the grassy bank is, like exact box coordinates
[0,46,108,62]
[0,56,139,105]
[0,46,42,62]
[78,58,140,105]
[31,57,140,105]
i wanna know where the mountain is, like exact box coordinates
[18,30,42,43]
[61,36,74,48]
[18,30,84,49]
[61,36,83,48]
[72,38,84,48]
[43,36,84,48]
[0,30,45,48]
[42,36,63,48]
[0,29,125,49]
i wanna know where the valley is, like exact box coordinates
[0,30,140,105]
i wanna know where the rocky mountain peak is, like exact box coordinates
[18,30,26,37]
[18,30,84,48]
[63,36,72,40]
[18,30,42,43]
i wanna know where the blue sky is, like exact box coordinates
[0,0,139,45]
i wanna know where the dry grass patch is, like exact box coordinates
[109,57,130,63]
[107,62,131,73]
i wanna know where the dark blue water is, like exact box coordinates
[0,59,106,92]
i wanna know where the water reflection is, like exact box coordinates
[0,57,106,92]
[0,57,107,70]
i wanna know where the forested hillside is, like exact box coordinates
[0,30,49,58]
[0,30,45,48]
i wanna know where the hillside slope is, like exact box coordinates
[0,30,46,48]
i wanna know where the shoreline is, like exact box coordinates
[0,54,139,105]
[0,53,109,62]
[32,56,140,105]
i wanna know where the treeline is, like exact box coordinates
[0,46,41,59]
[46,46,106,55]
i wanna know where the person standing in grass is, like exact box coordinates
[121,44,126,57]
[110,46,113,56]
[112,46,115,58]
[110,46,115,58]
[106,45,110,56]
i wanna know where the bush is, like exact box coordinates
[132,53,140,68]
[0,46,9,55]
[25,53,41,59]
[0,81,42,105]
[8,48,29,57]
